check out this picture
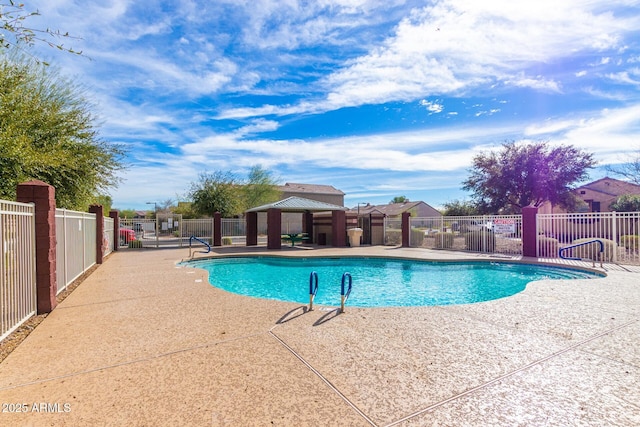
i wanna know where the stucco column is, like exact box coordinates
[332,210,346,247]
[267,208,282,249]
[109,210,120,252]
[89,205,105,264]
[522,206,538,258]
[401,212,411,247]
[246,211,258,246]
[213,212,222,246]
[16,180,58,313]
[303,211,314,243]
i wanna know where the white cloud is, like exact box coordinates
[420,99,444,114]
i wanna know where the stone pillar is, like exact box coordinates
[109,210,120,252]
[246,211,258,246]
[213,212,222,246]
[89,205,104,264]
[522,206,538,258]
[267,208,282,249]
[401,212,411,247]
[16,180,58,313]
[332,210,346,247]
[303,211,314,243]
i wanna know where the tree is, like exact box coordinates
[463,141,595,214]
[610,194,640,212]
[188,171,241,217]
[441,199,480,216]
[390,196,409,203]
[92,194,113,214]
[119,209,137,219]
[605,147,640,185]
[242,165,280,210]
[1,2,81,61]
[0,55,125,210]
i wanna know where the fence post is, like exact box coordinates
[213,212,222,246]
[16,180,58,313]
[522,206,538,258]
[612,211,617,263]
[109,210,120,252]
[401,212,410,247]
[89,205,104,264]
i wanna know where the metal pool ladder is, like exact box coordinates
[189,236,211,257]
[341,272,353,313]
[559,239,604,268]
[309,271,319,311]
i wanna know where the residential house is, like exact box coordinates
[278,183,345,207]
[539,177,640,213]
[573,177,640,212]
[353,201,442,218]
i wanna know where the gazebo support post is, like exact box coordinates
[303,211,314,244]
[267,208,282,249]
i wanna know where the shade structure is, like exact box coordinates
[245,197,348,249]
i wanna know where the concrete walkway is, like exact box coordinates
[0,246,638,426]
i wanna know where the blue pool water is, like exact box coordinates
[186,257,601,307]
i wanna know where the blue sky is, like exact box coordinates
[26,0,640,210]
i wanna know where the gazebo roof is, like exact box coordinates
[246,196,348,213]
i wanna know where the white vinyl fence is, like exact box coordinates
[402,215,523,255]
[1,200,36,341]
[537,211,640,265]
[55,209,97,294]
[104,216,114,257]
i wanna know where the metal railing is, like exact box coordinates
[55,209,97,294]
[537,211,640,265]
[309,271,318,311]
[1,200,37,341]
[188,235,211,257]
[405,215,523,255]
[340,272,353,313]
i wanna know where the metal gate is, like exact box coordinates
[120,214,183,248]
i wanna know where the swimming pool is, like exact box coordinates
[186,256,601,307]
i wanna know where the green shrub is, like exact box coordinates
[222,237,233,246]
[620,235,639,250]
[128,240,143,249]
[538,237,559,257]
[434,232,454,249]
[385,230,402,245]
[464,230,496,252]
[411,228,424,247]
[570,238,617,262]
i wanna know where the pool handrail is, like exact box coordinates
[558,239,604,268]
[309,271,319,311]
[189,235,211,257]
[341,272,353,313]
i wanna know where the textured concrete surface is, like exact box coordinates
[0,245,638,426]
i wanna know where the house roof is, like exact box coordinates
[575,177,640,197]
[351,201,433,216]
[279,182,345,196]
[246,196,348,213]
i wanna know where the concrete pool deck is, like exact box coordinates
[0,246,638,426]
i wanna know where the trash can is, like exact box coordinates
[347,228,363,247]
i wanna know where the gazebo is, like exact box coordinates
[245,196,348,249]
